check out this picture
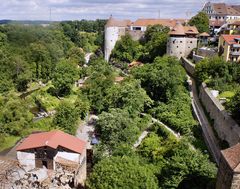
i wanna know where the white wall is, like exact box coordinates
[55,151,81,163]
[167,37,197,59]
[104,26,121,62]
[17,151,35,171]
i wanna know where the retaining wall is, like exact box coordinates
[199,83,240,146]
[181,57,195,76]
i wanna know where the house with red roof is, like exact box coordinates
[218,34,240,62]
[16,130,87,186]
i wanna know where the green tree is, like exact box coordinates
[142,25,170,62]
[0,94,33,136]
[132,56,186,102]
[53,101,79,135]
[111,34,143,63]
[83,58,114,113]
[160,142,217,189]
[52,60,79,96]
[227,90,240,121]
[67,47,85,66]
[95,108,140,150]
[189,12,209,33]
[87,156,158,189]
[106,78,152,115]
[74,93,90,119]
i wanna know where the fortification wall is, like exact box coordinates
[199,83,240,146]
[181,57,195,76]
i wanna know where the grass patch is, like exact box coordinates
[219,91,235,99]
[31,117,53,132]
[0,135,21,152]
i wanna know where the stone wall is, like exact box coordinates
[216,154,234,189]
[199,83,240,147]
[167,37,198,59]
[127,30,144,41]
[181,57,195,76]
[193,53,204,63]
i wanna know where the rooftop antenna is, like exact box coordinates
[186,11,192,18]
[49,8,52,22]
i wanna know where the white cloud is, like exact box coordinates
[0,0,239,20]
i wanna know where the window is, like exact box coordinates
[180,52,182,54]
[42,160,48,168]
[190,41,192,43]
[180,41,182,43]
[133,27,141,31]
[177,46,179,48]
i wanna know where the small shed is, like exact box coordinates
[199,32,210,45]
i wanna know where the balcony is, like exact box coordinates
[233,44,240,48]
[230,51,240,56]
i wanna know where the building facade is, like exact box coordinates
[202,2,240,34]
[219,21,240,35]
[104,16,187,62]
[218,34,240,62]
[167,23,199,59]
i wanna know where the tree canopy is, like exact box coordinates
[52,60,79,96]
[189,12,209,33]
[87,156,158,189]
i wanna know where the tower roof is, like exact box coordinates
[169,23,199,36]
[106,16,131,27]
[222,143,240,172]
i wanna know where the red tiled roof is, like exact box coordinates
[199,32,210,37]
[209,20,225,27]
[106,17,131,27]
[115,76,124,82]
[169,23,198,36]
[16,130,86,154]
[128,61,143,68]
[222,34,240,45]
[212,3,240,16]
[231,5,240,13]
[132,19,187,28]
[222,143,240,171]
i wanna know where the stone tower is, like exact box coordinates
[167,22,199,59]
[216,143,240,189]
[104,16,131,62]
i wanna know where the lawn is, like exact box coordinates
[219,91,235,99]
[0,135,21,152]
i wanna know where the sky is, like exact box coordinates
[0,0,239,21]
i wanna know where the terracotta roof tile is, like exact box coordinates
[222,34,240,45]
[222,143,240,171]
[169,23,199,36]
[212,3,240,15]
[231,5,240,13]
[132,19,187,28]
[16,130,86,154]
[106,17,131,27]
[209,20,225,27]
[199,32,210,37]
